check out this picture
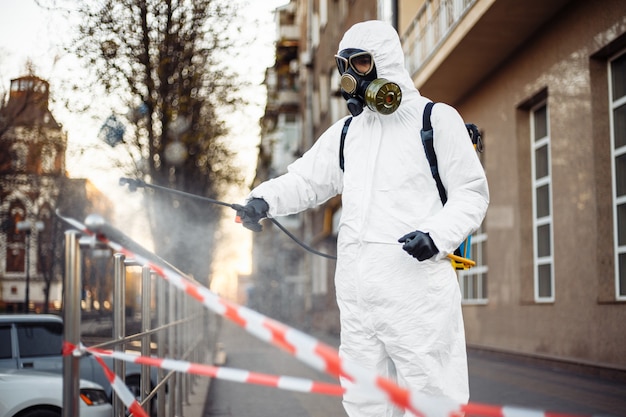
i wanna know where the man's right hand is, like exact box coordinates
[234,198,269,232]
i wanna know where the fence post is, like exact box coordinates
[157,276,166,417]
[141,265,152,416]
[177,290,185,414]
[113,253,126,417]
[168,281,177,417]
[62,230,82,417]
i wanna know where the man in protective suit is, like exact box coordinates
[237,20,489,416]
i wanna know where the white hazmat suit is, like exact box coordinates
[248,20,489,416]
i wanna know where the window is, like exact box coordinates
[330,70,347,121]
[0,326,12,359]
[5,202,26,273]
[459,141,488,304]
[16,322,63,357]
[531,103,554,302]
[320,72,329,117]
[610,49,626,300]
[319,0,327,28]
[41,145,56,173]
[459,223,488,304]
[377,0,396,28]
[11,143,27,171]
[312,254,328,295]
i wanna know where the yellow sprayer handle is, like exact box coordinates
[447,253,476,270]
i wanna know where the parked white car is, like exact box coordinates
[0,368,112,417]
[0,314,155,403]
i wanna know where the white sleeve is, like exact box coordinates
[247,120,348,218]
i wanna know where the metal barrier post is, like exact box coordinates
[113,253,126,417]
[62,230,82,417]
[185,302,193,401]
[141,265,152,416]
[168,281,177,417]
[178,290,187,411]
[157,278,166,417]
[61,214,222,417]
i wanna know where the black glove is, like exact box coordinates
[234,198,269,232]
[398,231,439,261]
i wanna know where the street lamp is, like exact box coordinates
[16,220,44,313]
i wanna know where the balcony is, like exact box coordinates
[278,24,299,43]
[402,0,477,80]
[401,0,574,105]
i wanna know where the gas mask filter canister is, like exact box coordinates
[335,49,402,116]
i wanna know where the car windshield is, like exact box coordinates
[17,322,63,357]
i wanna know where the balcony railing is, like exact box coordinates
[401,0,477,77]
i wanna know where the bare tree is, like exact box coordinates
[64,0,247,282]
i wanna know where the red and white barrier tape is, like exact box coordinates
[67,342,344,396]
[61,214,595,417]
[63,341,149,417]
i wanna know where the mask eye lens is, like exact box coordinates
[335,56,348,74]
[350,54,373,75]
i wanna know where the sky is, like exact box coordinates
[0,0,289,299]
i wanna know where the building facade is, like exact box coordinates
[0,75,113,313]
[398,0,626,370]
[0,76,68,312]
[252,0,626,370]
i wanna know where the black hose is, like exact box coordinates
[119,177,338,261]
[267,218,337,260]
[119,177,235,209]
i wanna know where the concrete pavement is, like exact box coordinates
[182,374,213,417]
[200,318,345,417]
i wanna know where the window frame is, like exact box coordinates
[458,225,488,305]
[531,101,555,303]
[609,48,626,301]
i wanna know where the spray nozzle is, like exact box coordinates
[119,177,145,192]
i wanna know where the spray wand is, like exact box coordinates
[118,177,338,260]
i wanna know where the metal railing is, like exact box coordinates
[62,217,216,417]
[401,0,477,77]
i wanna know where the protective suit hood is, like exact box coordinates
[338,20,419,108]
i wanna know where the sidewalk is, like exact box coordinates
[181,321,224,417]
[200,318,345,417]
[182,374,212,417]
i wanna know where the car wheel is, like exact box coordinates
[19,409,61,417]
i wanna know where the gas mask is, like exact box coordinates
[335,48,402,117]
